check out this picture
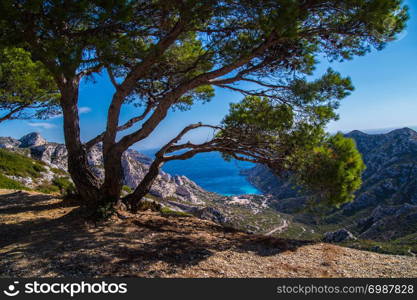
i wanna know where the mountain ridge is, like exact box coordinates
[245,128,417,247]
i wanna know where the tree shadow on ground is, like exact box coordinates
[0,191,316,277]
[0,191,76,215]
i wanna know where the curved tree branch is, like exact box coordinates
[85,102,153,150]
[106,65,119,89]
[103,19,188,152]
[115,33,280,151]
[0,103,31,123]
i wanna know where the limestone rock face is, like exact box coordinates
[196,207,229,224]
[30,143,68,169]
[323,229,357,243]
[19,132,47,148]
[357,204,417,241]
[0,137,21,149]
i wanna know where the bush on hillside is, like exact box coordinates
[0,173,28,190]
[0,148,46,178]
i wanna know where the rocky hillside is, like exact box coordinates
[0,132,215,204]
[245,128,417,250]
[343,128,417,210]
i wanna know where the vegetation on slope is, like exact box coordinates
[0,148,46,178]
[36,177,76,196]
[0,148,74,195]
[0,173,28,190]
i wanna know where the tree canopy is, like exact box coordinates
[0,47,60,123]
[0,0,407,214]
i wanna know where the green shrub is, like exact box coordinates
[0,173,28,190]
[145,193,162,202]
[52,177,76,196]
[35,177,76,195]
[36,182,60,194]
[94,201,115,221]
[122,185,133,194]
[160,207,192,217]
[0,148,46,178]
[50,167,67,175]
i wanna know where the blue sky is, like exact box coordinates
[1,0,417,151]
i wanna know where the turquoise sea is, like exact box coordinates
[141,150,261,196]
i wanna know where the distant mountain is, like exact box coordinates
[246,128,417,246]
[344,128,417,211]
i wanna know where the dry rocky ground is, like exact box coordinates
[0,189,416,278]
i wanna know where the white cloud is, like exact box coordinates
[48,106,91,119]
[50,113,63,119]
[79,106,92,114]
[28,122,56,129]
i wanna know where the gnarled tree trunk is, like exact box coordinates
[99,146,124,208]
[60,77,101,204]
[124,158,164,212]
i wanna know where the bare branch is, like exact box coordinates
[0,103,31,123]
[214,84,294,108]
[162,145,268,163]
[85,134,105,151]
[106,66,119,89]
[163,147,216,161]
[240,77,288,89]
[208,57,274,86]
[115,34,280,151]
[197,33,277,83]
[103,19,188,149]
[85,103,153,150]
[156,123,221,157]
[77,64,104,78]
[229,153,261,164]
[215,84,271,97]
